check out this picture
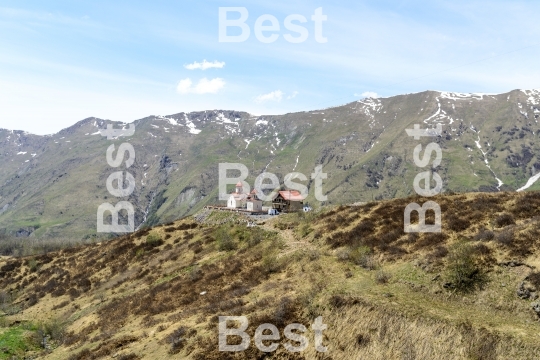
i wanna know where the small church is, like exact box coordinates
[227,182,263,212]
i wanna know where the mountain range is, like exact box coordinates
[1,89,540,238]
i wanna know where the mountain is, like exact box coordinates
[2,192,540,359]
[1,89,540,238]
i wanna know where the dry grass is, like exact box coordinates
[1,191,540,358]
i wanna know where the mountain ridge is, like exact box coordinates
[1,88,540,238]
[4,88,539,136]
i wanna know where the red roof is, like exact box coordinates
[276,190,304,201]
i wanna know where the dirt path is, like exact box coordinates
[260,220,316,258]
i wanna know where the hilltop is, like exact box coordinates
[1,191,540,359]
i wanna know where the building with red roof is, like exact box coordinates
[272,190,304,212]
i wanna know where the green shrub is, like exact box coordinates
[445,242,485,292]
[146,232,163,247]
[215,227,236,251]
[32,318,67,348]
[350,246,378,269]
[297,223,313,238]
[27,258,39,272]
[0,290,21,315]
[261,254,283,274]
[246,227,265,248]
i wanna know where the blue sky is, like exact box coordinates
[1,0,540,135]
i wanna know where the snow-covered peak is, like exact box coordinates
[214,112,239,125]
[520,89,540,106]
[439,91,493,101]
[356,97,383,127]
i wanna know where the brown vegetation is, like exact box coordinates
[2,191,540,358]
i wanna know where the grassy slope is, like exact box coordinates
[1,191,540,358]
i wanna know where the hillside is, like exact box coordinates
[2,191,540,359]
[1,89,540,238]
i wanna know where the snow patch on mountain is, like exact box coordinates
[156,115,179,126]
[439,92,492,101]
[184,114,201,135]
[356,98,383,127]
[423,97,456,125]
[214,113,240,135]
[517,171,540,191]
[475,134,503,190]
[520,89,540,106]
[215,113,238,125]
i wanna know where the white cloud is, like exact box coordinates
[287,91,299,99]
[255,90,284,103]
[177,78,193,93]
[184,60,225,70]
[355,91,379,98]
[176,77,225,94]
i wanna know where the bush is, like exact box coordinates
[445,242,485,292]
[415,232,447,249]
[297,224,312,238]
[146,233,163,247]
[527,272,540,290]
[428,245,448,259]
[448,215,471,232]
[27,258,39,272]
[474,229,494,241]
[118,354,140,360]
[306,249,320,261]
[34,318,67,348]
[375,270,390,284]
[261,254,283,274]
[167,326,188,354]
[473,243,492,256]
[0,290,20,315]
[495,229,514,245]
[188,266,203,282]
[335,248,350,261]
[215,227,236,251]
[350,246,378,270]
[246,228,266,248]
[494,213,515,227]
[379,228,403,244]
